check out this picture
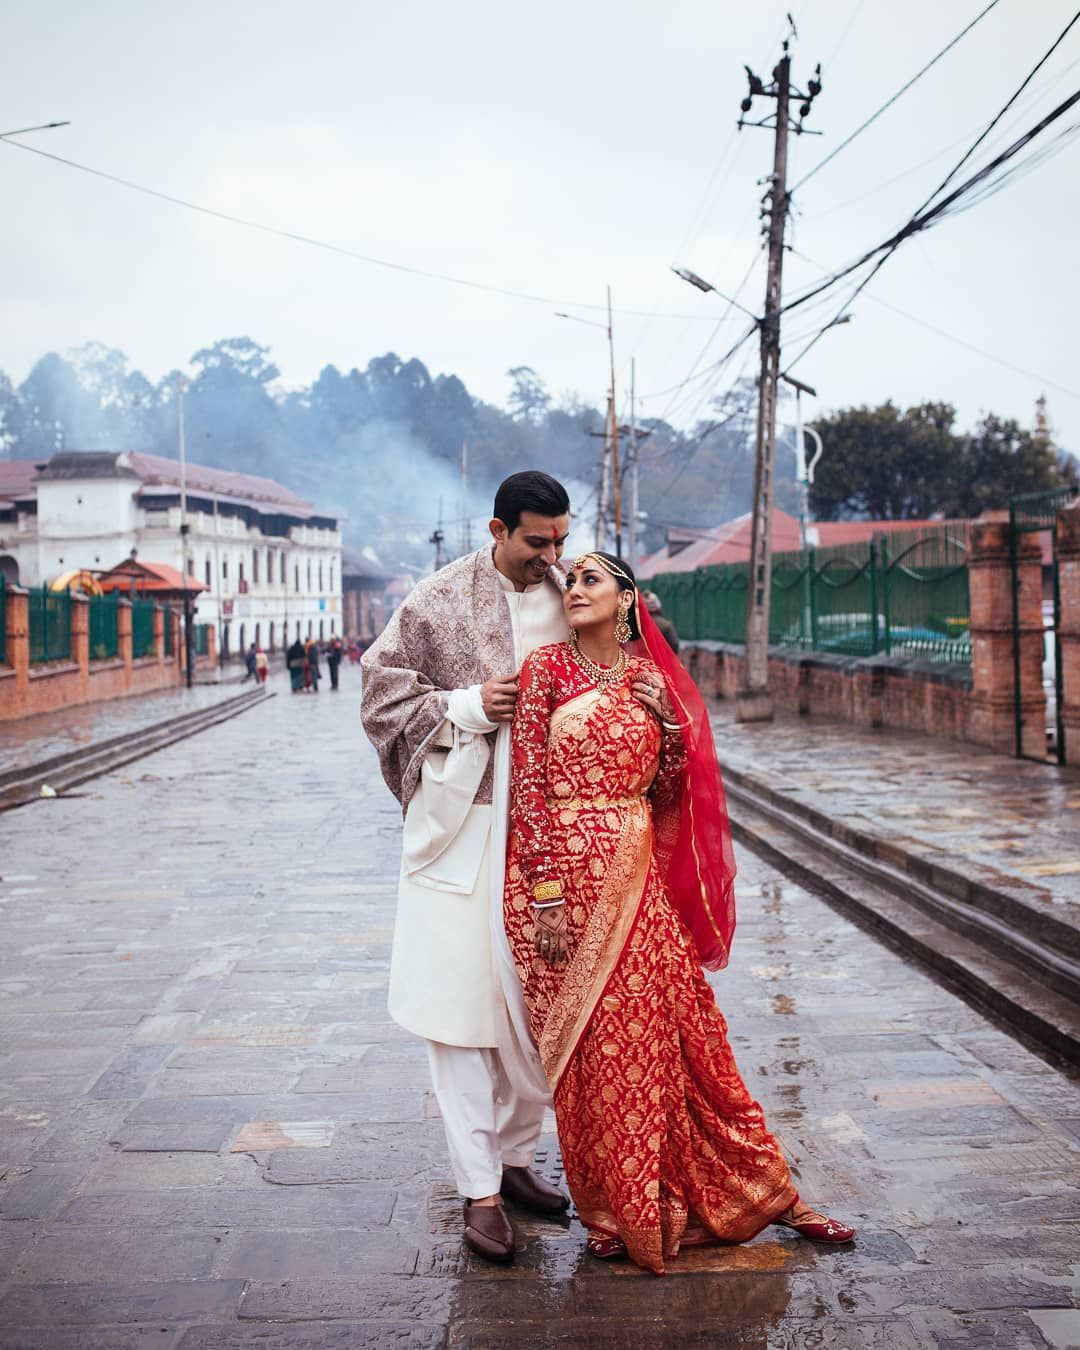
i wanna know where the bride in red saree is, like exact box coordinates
[504,553,854,1275]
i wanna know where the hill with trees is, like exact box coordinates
[0,338,1072,566]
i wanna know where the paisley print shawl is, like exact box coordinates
[361,546,561,809]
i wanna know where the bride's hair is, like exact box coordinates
[589,551,642,641]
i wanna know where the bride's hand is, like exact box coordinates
[533,903,568,964]
[632,674,676,725]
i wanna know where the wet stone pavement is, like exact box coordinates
[0,677,1078,1347]
[0,676,248,777]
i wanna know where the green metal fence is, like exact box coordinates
[880,527,971,662]
[29,587,72,664]
[131,599,156,658]
[164,610,174,656]
[194,623,209,656]
[0,577,6,665]
[88,593,119,660]
[651,524,971,664]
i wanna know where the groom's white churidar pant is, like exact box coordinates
[426,1041,547,1199]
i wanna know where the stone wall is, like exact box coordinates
[681,642,974,741]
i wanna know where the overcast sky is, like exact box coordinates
[3,0,1078,459]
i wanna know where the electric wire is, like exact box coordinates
[786,246,1080,401]
[0,137,721,324]
[782,68,1080,323]
[791,0,1004,192]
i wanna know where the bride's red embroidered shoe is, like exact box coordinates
[586,1231,627,1260]
[775,1203,856,1243]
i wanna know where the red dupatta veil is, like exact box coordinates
[631,601,737,970]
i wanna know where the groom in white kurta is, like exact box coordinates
[360,472,572,1262]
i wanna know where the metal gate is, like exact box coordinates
[1010,485,1079,762]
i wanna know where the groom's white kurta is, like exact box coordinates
[385,565,566,1056]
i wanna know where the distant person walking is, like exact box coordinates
[242,642,258,682]
[254,646,268,685]
[326,636,344,691]
[305,637,321,693]
[643,591,680,654]
[286,637,306,694]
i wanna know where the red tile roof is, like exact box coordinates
[637,510,971,578]
[98,559,208,594]
[129,453,312,512]
[0,459,46,500]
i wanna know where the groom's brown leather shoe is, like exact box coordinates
[463,1200,516,1264]
[501,1165,570,1215]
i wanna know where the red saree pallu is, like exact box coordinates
[505,642,796,1275]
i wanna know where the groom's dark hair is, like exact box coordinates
[493,471,570,534]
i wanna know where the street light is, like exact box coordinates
[672,267,760,321]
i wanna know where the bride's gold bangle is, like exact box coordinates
[533,880,563,902]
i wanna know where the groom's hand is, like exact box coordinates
[481,673,519,722]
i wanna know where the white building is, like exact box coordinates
[0,451,343,658]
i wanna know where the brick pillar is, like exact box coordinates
[1057,507,1080,759]
[968,513,1045,757]
[205,623,217,666]
[70,592,90,701]
[152,605,164,662]
[118,598,133,692]
[7,585,29,704]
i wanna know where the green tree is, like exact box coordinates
[506,366,551,424]
[946,413,1072,515]
[807,402,958,520]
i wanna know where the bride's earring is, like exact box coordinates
[614,603,632,646]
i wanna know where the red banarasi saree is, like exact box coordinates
[505,642,796,1274]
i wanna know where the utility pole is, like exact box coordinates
[606,286,622,557]
[595,397,612,550]
[736,36,822,722]
[177,374,194,690]
[460,441,472,556]
[430,499,447,571]
[628,357,640,573]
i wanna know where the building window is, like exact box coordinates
[319,619,324,639]
[266,548,273,583]
[280,552,286,584]
[269,621,275,652]
[329,563,334,592]
[239,560,245,586]
[294,563,300,593]
[318,561,323,591]
[330,618,335,635]
[307,559,312,592]
[222,557,229,582]
[205,556,212,588]
[252,551,259,585]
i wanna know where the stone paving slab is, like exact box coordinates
[0,684,1078,1345]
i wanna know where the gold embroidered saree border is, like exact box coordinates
[538,799,652,1090]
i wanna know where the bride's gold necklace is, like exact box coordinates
[567,629,627,688]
